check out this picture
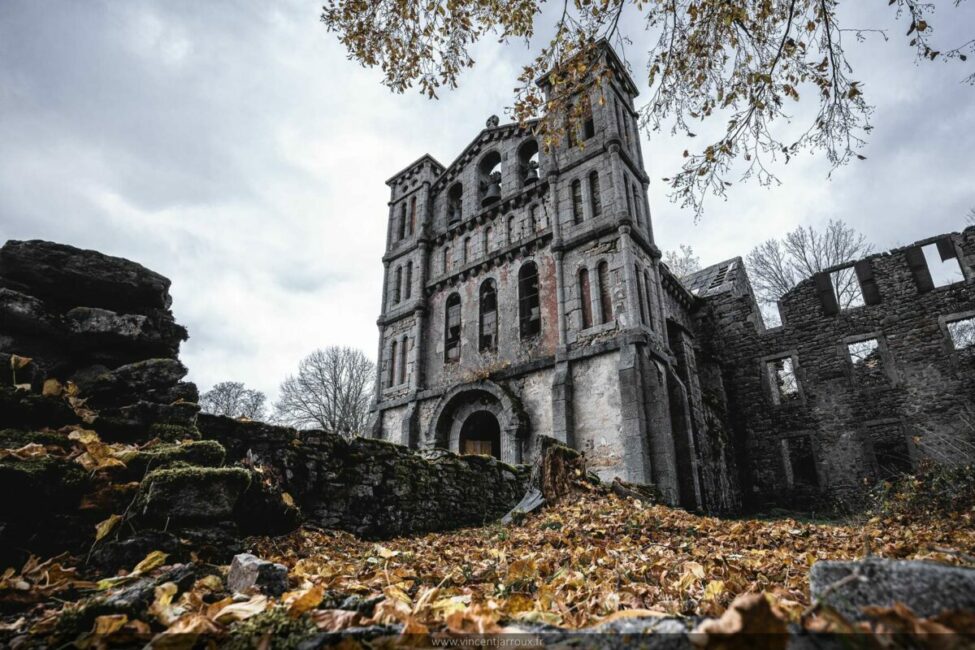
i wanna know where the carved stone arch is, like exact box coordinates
[428,379,529,464]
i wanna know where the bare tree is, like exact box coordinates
[746,219,873,312]
[663,245,702,279]
[321,1,973,218]
[200,381,267,420]
[273,346,375,437]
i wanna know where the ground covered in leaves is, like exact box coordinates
[2,479,974,646]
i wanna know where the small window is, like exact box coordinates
[873,437,912,480]
[571,180,584,224]
[444,293,462,363]
[581,96,595,140]
[483,226,493,254]
[847,338,885,385]
[393,266,402,304]
[518,262,541,339]
[597,261,613,324]
[479,280,498,352]
[644,270,655,330]
[635,265,647,325]
[631,184,642,227]
[767,356,799,404]
[408,196,416,235]
[404,262,413,299]
[398,204,407,241]
[947,316,975,350]
[507,216,515,244]
[589,172,602,218]
[441,247,450,274]
[922,241,965,288]
[578,268,593,330]
[388,340,398,388]
[782,436,818,489]
[463,236,471,265]
[399,337,408,384]
[447,183,463,224]
[831,267,865,310]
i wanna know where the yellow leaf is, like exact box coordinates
[92,613,128,635]
[10,354,32,370]
[375,545,399,559]
[149,582,179,625]
[42,378,63,397]
[285,584,324,618]
[212,595,268,624]
[94,514,123,542]
[132,550,168,575]
[281,491,295,507]
[703,580,726,601]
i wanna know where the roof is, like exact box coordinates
[681,257,743,298]
[385,154,445,186]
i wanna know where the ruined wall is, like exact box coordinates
[571,350,625,481]
[198,414,530,539]
[701,229,975,510]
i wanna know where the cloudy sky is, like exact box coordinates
[1,1,972,402]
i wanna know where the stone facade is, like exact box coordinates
[372,43,975,513]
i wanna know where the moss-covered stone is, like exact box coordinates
[122,439,225,479]
[0,456,88,517]
[135,466,252,524]
[147,422,201,441]
[225,607,317,650]
[0,427,71,450]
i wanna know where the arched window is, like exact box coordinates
[399,336,408,384]
[519,262,541,339]
[589,171,602,218]
[444,293,462,362]
[398,204,407,240]
[507,215,515,243]
[447,182,463,224]
[404,261,413,299]
[479,279,498,351]
[478,151,502,208]
[571,179,583,224]
[483,226,493,254]
[518,139,540,186]
[635,264,647,325]
[442,245,451,274]
[581,95,595,140]
[394,266,402,304]
[408,196,416,235]
[644,269,655,331]
[597,261,613,324]
[578,267,593,330]
[463,236,471,264]
[388,339,397,388]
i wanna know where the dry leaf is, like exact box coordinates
[285,584,324,618]
[10,354,32,370]
[94,514,123,543]
[132,550,168,575]
[212,595,268,624]
[42,378,63,396]
[311,609,362,632]
[149,582,179,625]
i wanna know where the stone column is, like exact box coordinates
[618,225,641,330]
[551,361,575,447]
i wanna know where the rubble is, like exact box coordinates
[227,553,290,597]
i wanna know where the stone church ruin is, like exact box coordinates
[371,43,975,513]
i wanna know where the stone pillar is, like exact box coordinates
[554,250,568,350]
[667,368,703,510]
[643,354,680,504]
[551,361,574,447]
[618,225,641,330]
[413,240,431,392]
[616,343,653,485]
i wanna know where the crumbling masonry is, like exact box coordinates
[372,44,975,512]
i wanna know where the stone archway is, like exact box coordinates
[458,410,501,458]
[429,380,529,464]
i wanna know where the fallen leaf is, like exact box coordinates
[285,583,324,618]
[132,550,168,575]
[94,514,123,543]
[212,595,268,624]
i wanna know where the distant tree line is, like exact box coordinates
[199,345,375,438]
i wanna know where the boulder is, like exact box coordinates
[64,307,187,361]
[809,559,975,621]
[0,240,172,314]
[134,466,251,524]
[0,288,60,336]
[71,359,193,408]
[227,553,289,597]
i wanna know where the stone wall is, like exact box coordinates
[197,414,530,538]
[699,229,975,510]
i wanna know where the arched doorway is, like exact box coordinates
[459,411,501,458]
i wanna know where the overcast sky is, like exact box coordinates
[1,1,972,402]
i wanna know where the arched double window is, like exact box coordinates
[597,261,613,324]
[479,279,498,351]
[444,293,462,362]
[578,267,593,330]
[519,262,541,339]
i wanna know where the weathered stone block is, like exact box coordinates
[227,553,289,596]
[135,466,251,524]
[809,559,975,621]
